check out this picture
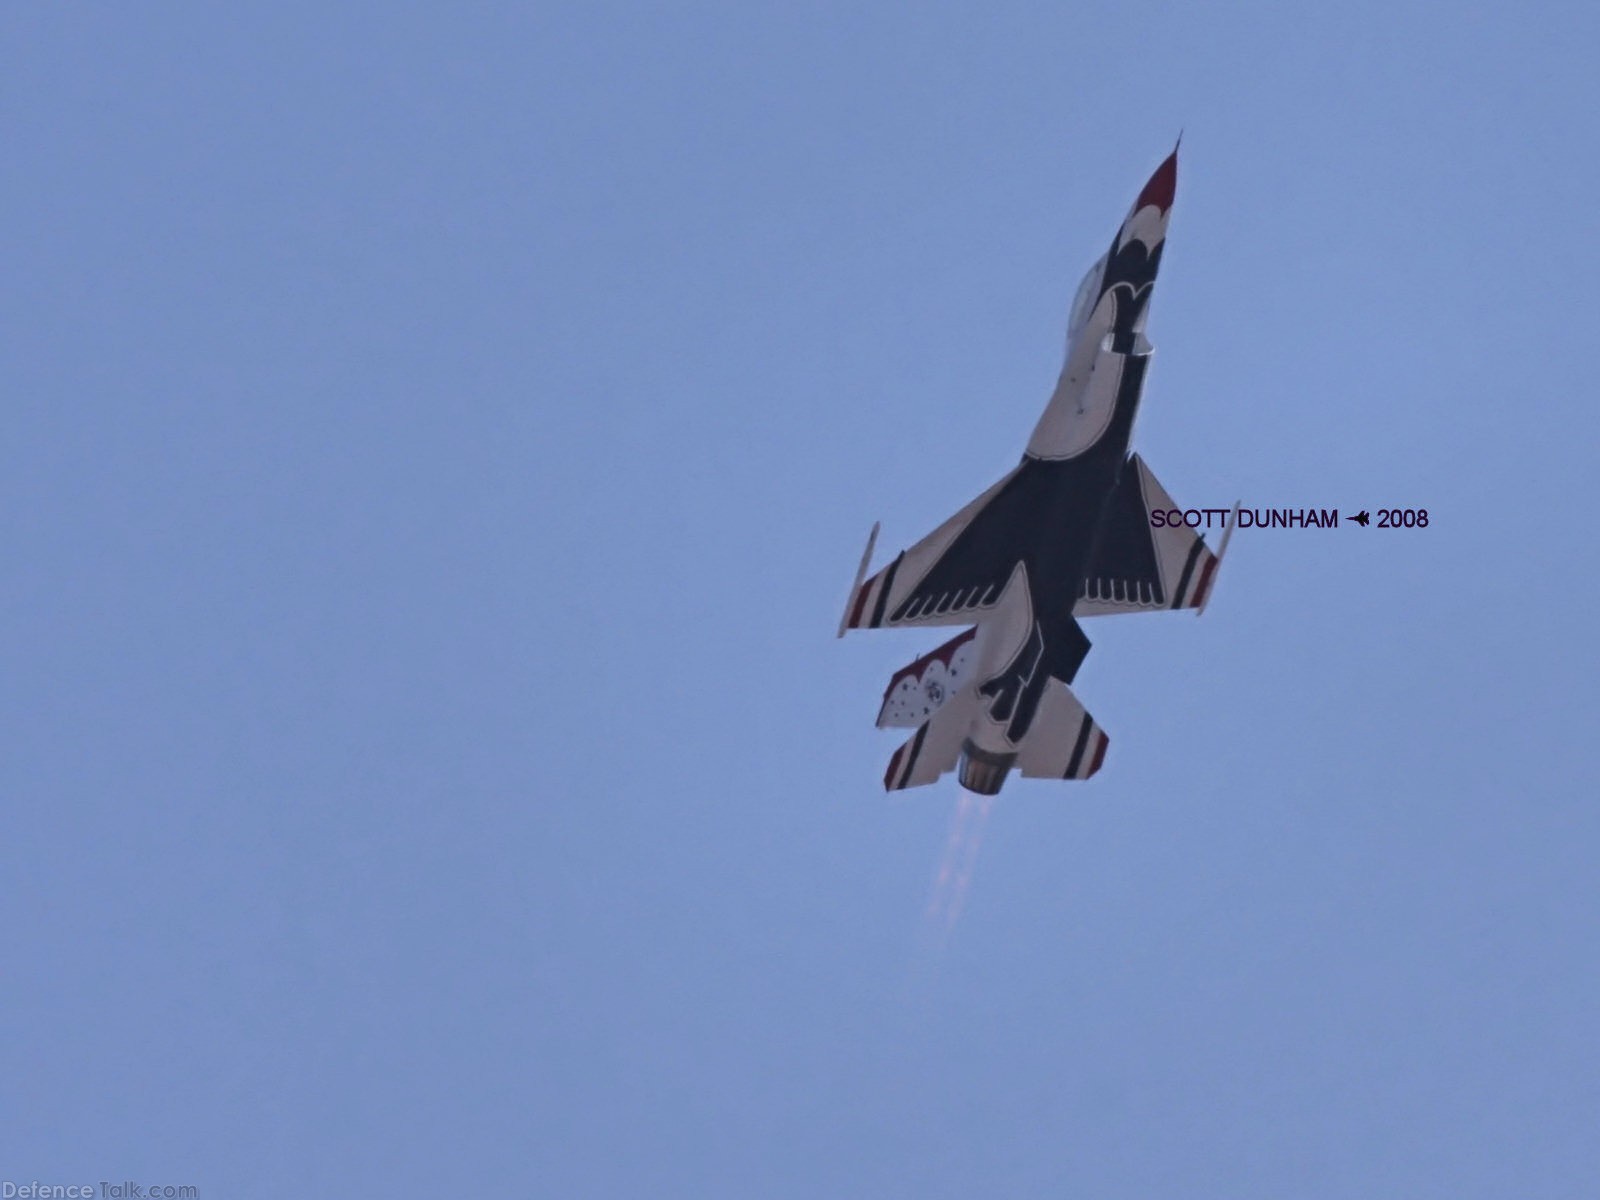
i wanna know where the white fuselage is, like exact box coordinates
[1026,197,1171,461]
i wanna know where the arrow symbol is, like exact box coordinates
[1351,510,1370,526]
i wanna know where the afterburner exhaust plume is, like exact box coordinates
[925,789,996,935]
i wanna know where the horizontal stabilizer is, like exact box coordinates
[1015,682,1109,781]
[884,690,977,792]
[877,627,980,729]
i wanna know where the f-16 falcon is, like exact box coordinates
[838,148,1237,795]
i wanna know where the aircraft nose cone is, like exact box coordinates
[1133,148,1178,215]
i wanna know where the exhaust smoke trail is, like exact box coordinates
[924,789,997,938]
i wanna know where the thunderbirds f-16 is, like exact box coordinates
[838,148,1237,795]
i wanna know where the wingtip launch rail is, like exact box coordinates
[1196,500,1241,618]
[837,521,880,639]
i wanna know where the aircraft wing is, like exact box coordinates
[1073,454,1234,616]
[841,467,1028,632]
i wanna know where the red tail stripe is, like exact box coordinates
[1087,731,1109,777]
[848,576,873,629]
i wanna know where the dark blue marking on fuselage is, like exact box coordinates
[887,229,1168,747]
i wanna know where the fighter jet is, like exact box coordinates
[838,148,1237,795]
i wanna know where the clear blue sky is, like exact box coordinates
[5,3,1599,1196]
